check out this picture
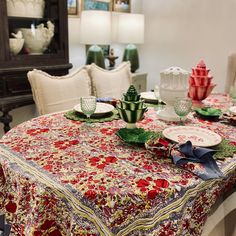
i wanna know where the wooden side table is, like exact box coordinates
[132,72,147,93]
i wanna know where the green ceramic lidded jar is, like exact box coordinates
[117,85,147,129]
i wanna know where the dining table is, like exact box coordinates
[0,93,235,236]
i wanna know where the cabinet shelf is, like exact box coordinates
[0,0,72,132]
[8,16,59,29]
[8,16,59,21]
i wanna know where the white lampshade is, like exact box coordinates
[80,10,111,45]
[112,13,144,44]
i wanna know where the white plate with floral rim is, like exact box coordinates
[162,126,222,147]
[229,106,236,115]
[203,93,231,109]
[140,92,158,103]
[74,102,114,118]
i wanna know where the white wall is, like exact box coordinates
[139,0,236,91]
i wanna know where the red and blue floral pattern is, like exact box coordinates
[0,102,235,235]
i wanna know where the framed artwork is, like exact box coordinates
[112,0,130,13]
[86,45,110,57]
[67,0,80,17]
[81,0,112,11]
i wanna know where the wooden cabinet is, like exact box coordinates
[132,72,147,93]
[0,0,72,132]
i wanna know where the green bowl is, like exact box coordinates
[119,99,144,110]
[117,104,147,124]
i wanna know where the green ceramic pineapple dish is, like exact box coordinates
[117,85,147,129]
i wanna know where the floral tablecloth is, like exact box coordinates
[0,103,236,235]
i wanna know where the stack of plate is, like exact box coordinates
[229,106,236,115]
[140,91,159,104]
[222,106,236,126]
[74,102,115,118]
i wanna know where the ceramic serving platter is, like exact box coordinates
[162,126,222,147]
[74,102,114,118]
[116,128,156,145]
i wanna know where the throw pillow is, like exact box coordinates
[89,62,132,99]
[27,67,91,115]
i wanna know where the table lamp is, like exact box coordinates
[80,10,111,68]
[112,13,144,72]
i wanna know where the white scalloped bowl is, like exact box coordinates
[9,38,24,55]
[7,0,45,18]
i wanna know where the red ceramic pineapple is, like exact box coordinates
[188,60,216,103]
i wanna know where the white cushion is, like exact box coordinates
[225,53,236,93]
[90,62,132,99]
[27,68,91,115]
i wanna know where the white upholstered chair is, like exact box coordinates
[202,191,236,236]
[225,53,236,93]
[27,67,92,115]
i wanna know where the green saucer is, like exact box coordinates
[116,128,157,145]
[64,109,119,123]
[195,107,222,121]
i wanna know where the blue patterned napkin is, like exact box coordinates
[171,141,224,180]
[146,138,224,180]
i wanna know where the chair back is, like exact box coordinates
[202,191,236,236]
[225,53,236,93]
[0,214,11,236]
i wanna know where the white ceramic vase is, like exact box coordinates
[158,66,190,121]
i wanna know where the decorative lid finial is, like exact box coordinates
[197,59,206,69]
[123,85,140,102]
